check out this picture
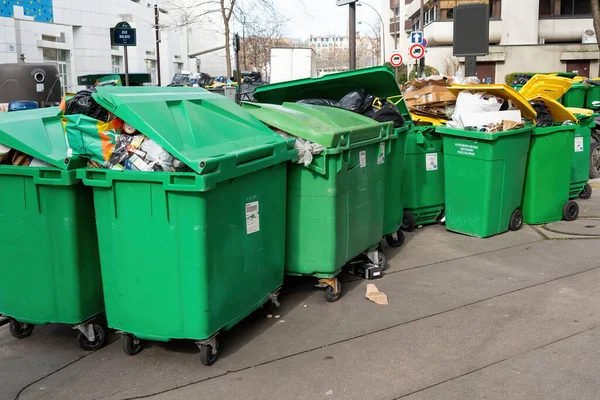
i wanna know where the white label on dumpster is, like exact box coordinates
[575,137,584,152]
[245,201,260,234]
[426,153,438,171]
[377,142,385,165]
[36,83,44,92]
[359,150,367,168]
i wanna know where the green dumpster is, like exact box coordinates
[252,66,411,251]
[401,125,445,231]
[562,84,587,108]
[0,107,106,350]
[437,84,537,238]
[243,101,393,302]
[77,86,296,366]
[585,83,600,110]
[522,125,579,224]
[570,112,595,199]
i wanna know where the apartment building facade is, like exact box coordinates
[0,0,228,92]
[382,0,599,82]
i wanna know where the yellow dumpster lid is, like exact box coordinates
[519,75,572,101]
[573,76,586,82]
[566,107,594,117]
[410,113,447,126]
[529,94,577,123]
[448,84,537,123]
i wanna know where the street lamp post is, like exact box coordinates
[358,21,380,66]
[357,2,385,65]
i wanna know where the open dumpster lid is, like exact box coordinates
[92,86,293,176]
[566,107,594,117]
[448,84,537,123]
[0,107,83,170]
[253,66,411,121]
[241,102,389,148]
[519,75,572,101]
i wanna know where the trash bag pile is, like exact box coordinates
[297,88,405,128]
[512,74,532,85]
[529,100,554,127]
[64,86,109,122]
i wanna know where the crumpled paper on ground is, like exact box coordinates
[366,284,388,305]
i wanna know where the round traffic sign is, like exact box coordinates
[390,53,403,67]
[422,38,428,47]
[409,44,425,60]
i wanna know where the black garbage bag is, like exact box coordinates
[64,86,109,121]
[364,101,405,128]
[339,89,371,113]
[513,74,532,85]
[530,100,554,127]
[297,98,340,107]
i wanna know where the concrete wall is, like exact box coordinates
[423,43,600,82]
[499,0,539,45]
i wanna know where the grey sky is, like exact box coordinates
[275,0,383,39]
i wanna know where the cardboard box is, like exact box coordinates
[405,85,456,107]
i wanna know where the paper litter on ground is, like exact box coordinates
[365,284,388,305]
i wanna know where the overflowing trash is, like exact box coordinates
[404,75,479,120]
[529,100,554,127]
[60,87,191,173]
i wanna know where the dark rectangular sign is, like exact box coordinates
[111,22,137,47]
[453,3,489,57]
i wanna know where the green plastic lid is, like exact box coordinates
[253,66,411,121]
[241,102,390,148]
[0,107,83,169]
[92,86,294,176]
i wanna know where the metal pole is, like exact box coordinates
[419,0,425,77]
[124,46,130,86]
[357,2,386,65]
[395,2,399,80]
[349,2,356,70]
[155,4,162,86]
[234,33,241,103]
[465,56,476,77]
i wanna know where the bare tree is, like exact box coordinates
[592,0,600,75]
[443,56,460,76]
[162,0,279,77]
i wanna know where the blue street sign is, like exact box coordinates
[422,38,428,47]
[111,21,137,47]
[411,31,423,44]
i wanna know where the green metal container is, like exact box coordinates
[585,86,600,110]
[0,107,106,350]
[78,86,296,365]
[402,125,445,231]
[253,66,411,250]
[522,125,578,224]
[570,115,595,199]
[243,102,393,301]
[562,84,587,108]
[437,125,533,238]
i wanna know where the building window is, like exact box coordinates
[146,59,157,85]
[540,0,591,17]
[174,62,183,74]
[43,48,69,94]
[111,56,122,74]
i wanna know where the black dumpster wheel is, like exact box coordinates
[9,319,34,339]
[77,324,106,351]
[563,201,580,221]
[385,230,405,248]
[509,209,523,231]
[122,334,143,356]
[401,211,416,232]
[324,282,342,303]
[579,183,593,200]
[199,340,220,366]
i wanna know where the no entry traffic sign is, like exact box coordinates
[390,53,403,67]
[409,44,425,60]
